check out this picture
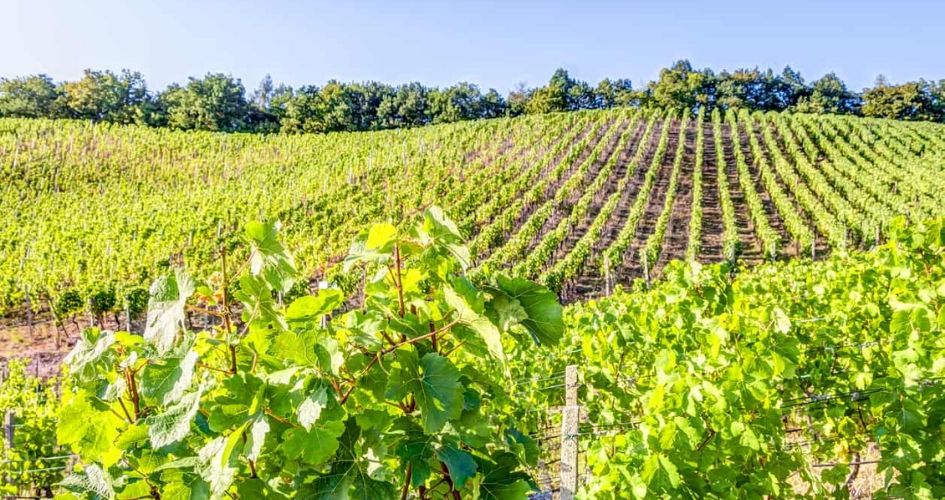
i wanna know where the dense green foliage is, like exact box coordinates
[0,360,63,497]
[47,211,945,498]
[56,209,564,499]
[512,217,945,497]
[3,62,944,134]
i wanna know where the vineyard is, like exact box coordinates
[1,108,945,326]
[4,210,941,498]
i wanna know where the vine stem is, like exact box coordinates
[264,408,299,428]
[220,245,238,375]
[338,319,459,405]
[124,367,141,420]
[400,462,412,500]
[429,320,439,352]
[440,462,460,500]
[394,242,406,318]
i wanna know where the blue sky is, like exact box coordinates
[2,0,942,93]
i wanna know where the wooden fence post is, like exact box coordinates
[560,365,580,500]
[641,251,651,289]
[318,281,330,328]
[25,290,34,340]
[603,256,611,296]
[3,410,12,487]
[4,411,14,449]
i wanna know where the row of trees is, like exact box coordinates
[1,63,943,133]
[644,60,945,121]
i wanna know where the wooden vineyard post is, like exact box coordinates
[318,280,330,328]
[604,256,611,296]
[560,365,580,500]
[24,288,34,340]
[3,411,12,486]
[641,250,650,289]
[125,304,132,334]
[4,411,13,448]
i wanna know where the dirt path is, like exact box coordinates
[550,120,646,263]
[616,119,681,285]
[721,122,763,264]
[733,120,793,258]
[520,118,626,257]
[741,119,830,258]
[698,122,725,263]
[653,119,697,278]
[472,120,600,263]
[571,119,664,298]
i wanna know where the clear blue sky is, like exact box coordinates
[2,0,942,93]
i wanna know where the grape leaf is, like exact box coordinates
[59,464,115,499]
[144,269,194,355]
[366,223,397,250]
[286,289,344,322]
[437,445,477,488]
[490,275,563,346]
[281,419,346,465]
[473,452,532,500]
[246,220,297,294]
[146,388,203,448]
[63,328,115,381]
[445,283,505,365]
[57,392,122,465]
[298,387,329,431]
[387,352,463,433]
[299,420,396,500]
[140,348,198,406]
[244,416,270,461]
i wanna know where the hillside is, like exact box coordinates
[1,108,944,320]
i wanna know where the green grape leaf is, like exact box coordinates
[437,445,478,488]
[445,283,505,365]
[235,274,287,331]
[286,289,344,322]
[387,352,463,433]
[658,454,681,488]
[246,220,298,294]
[417,206,470,270]
[59,464,115,499]
[473,452,532,500]
[114,424,150,451]
[144,269,194,355]
[63,328,115,381]
[489,275,563,346]
[299,419,396,500]
[208,373,264,431]
[280,419,346,465]
[140,348,198,406]
[146,388,204,448]
[270,330,320,367]
[57,392,122,465]
[366,223,397,250]
[392,419,436,487]
[161,474,211,500]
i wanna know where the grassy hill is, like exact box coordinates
[1,108,944,317]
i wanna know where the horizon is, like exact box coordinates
[2,0,943,94]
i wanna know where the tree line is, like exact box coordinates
[1,61,943,133]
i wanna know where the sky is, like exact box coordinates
[1,0,943,94]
